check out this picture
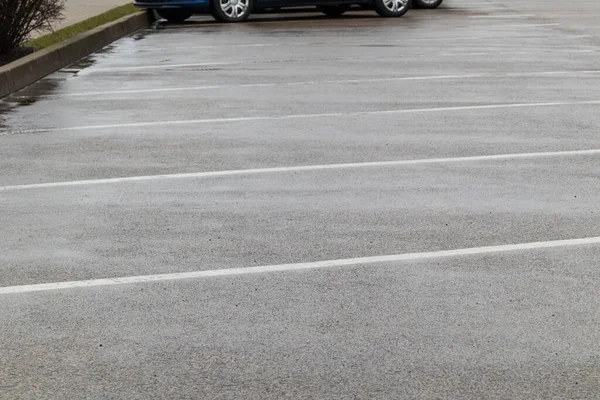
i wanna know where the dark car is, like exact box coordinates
[413,0,443,8]
[134,0,411,23]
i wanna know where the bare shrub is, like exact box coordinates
[0,0,64,57]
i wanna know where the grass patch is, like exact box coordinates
[25,3,139,51]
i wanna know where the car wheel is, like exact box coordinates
[373,0,411,17]
[320,5,350,17]
[156,9,194,23]
[412,0,442,9]
[211,0,254,22]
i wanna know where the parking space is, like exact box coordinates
[2,0,600,398]
[3,248,600,398]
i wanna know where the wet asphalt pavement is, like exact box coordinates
[2,0,600,398]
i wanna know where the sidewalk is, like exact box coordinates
[55,0,132,31]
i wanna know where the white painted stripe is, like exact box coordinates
[468,14,536,18]
[176,43,282,49]
[83,42,595,73]
[175,17,548,29]
[405,34,590,42]
[84,55,395,73]
[2,236,600,294]
[21,70,600,98]
[86,61,236,72]
[3,100,600,136]
[14,74,491,98]
[503,23,560,27]
[147,27,566,51]
[2,148,600,192]
[442,49,595,56]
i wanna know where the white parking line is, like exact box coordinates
[2,236,600,294]
[442,50,595,56]
[2,148,600,192]
[82,45,597,73]
[14,74,491,98]
[85,61,237,72]
[22,70,600,98]
[84,55,414,73]
[468,14,536,18]
[74,58,404,73]
[152,27,565,50]
[405,34,590,42]
[502,23,560,27]
[3,100,600,135]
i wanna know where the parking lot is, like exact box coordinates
[1,0,600,398]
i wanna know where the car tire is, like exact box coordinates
[156,9,194,23]
[211,0,254,22]
[320,5,350,16]
[373,0,411,17]
[412,0,442,9]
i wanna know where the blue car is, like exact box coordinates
[134,0,411,23]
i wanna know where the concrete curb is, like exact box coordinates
[0,11,150,99]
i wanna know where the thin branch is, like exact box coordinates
[0,0,64,56]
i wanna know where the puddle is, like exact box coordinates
[0,73,63,130]
[0,103,11,130]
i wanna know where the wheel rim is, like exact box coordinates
[220,0,249,19]
[383,0,408,12]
